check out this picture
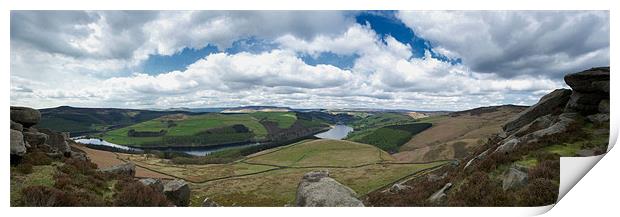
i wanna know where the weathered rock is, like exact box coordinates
[22,132,48,148]
[502,89,571,135]
[564,92,605,115]
[201,197,220,207]
[599,100,609,113]
[464,149,489,170]
[386,183,412,194]
[38,128,71,154]
[295,171,364,207]
[163,179,190,206]
[428,183,452,204]
[10,106,41,128]
[564,67,610,93]
[70,151,89,161]
[502,166,528,191]
[98,162,136,177]
[140,178,164,193]
[10,120,23,132]
[11,129,27,156]
[587,113,609,125]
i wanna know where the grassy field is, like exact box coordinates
[118,139,449,206]
[102,113,269,146]
[349,112,414,130]
[249,112,297,128]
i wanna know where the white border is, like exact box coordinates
[2,1,616,217]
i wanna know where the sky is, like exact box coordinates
[10,11,610,111]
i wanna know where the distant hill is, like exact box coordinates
[221,106,292,113]
[37,106,195,136]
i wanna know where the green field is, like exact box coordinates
[348,123,432,152]
[124,139,449,206]
[249,112,297,128]
[103,113,269,146]
[349,112,414,130]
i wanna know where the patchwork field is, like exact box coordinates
[114,139,449,206]
[102,113,270,146]
[348,123,433,152]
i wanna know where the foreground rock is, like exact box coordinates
[502,166,528,191]
[163,179,191,206]
[10,129,27,156]
[10,120,23,131]
[10,106,41,128]
[564,67,610,93]
[140,178,164,193]
[295,171,364,207]
[22,132,48,148]
[502,89,571,135]
[98,162,136,177]
[428,183,452,204]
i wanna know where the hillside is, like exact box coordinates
[38,106,194,136]
[394,105,526,162]
[101,112,330,148]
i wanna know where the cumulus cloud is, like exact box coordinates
[397,11,610,78]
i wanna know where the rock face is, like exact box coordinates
[10,120,23,131]
[502,166,528,191]
[428,183,452,204]
[22,132,48,148]
[163,179,191,206]
[495,113,580,154]
[10,129,27,156]
[140,178,164,193]
[295,171,364,207]
[38,128,71,155]
[564,67,610,93]
[502,89,571,135]
[564,67,610,115]
[10,106,41,128]
[98,162,136,177]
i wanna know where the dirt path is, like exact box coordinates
[72,144,174,179]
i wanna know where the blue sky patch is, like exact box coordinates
[141,45,219,74]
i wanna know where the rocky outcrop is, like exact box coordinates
[140,178,164,193]
[11,129,27,156]
[295,171,364,207]
[502,89,571,135]
[495,113,580,154]
[502,166,528,191]
[38,128,71,155]
[564,67,610,115]
[22,132,48,148]
[10,120,23,131]
[163,179,190,207]
[98,162,136,177]
[427,183,452,204]
[10,106,41,128]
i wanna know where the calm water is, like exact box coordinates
[314,125,354,140]
[73,138,260,156]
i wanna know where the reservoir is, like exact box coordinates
[314,125,354,140]
[73,138,260,156]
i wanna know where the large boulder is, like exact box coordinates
[10,120,23,132]
[139,178,164,193]
[598,99,610,114]
[38,128,71,154]
[502,166,528,191]
[564,92,605,115]
[10,106,41,128]
[10,129,27,156]
[98,162,136,177]
[502,89,571,135]
[23,132,48,148]
[295,171,364,207]
[564,67,610,93]
[163,179,190,206]
[427,183,452,204]
[495,113,580,154]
